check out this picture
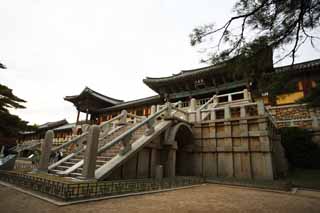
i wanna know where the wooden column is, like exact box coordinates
[85,109,89,123]
[76,110,80,125]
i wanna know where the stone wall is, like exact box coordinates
[191,115,285,180]
[268,104,320,129]
[106,136,171,180]
[106,114,286,181]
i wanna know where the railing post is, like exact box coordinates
[310,111,319,129]
[240,106,246,118]
[151,105,156,115]
[38,130,54,172]
[228,94,232,102]
[164,102,172,119]
[82,125,100,179]
[257,100,265,115]
[119,134,132,155]
[145,118,155,136]
[118,110,128,125]
[196,110,201,122]
[224,106,231,119]
[101,123,110,135]
[210,109,216,121]
[190,98,197,111]
[243,89,248,100]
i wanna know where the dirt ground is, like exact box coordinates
[0,184,319,213]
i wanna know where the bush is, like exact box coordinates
[280,127,320,169]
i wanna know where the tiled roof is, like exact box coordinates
[274,58,320,73]
[64,87,123,105]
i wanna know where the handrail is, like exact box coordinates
[198,95,217,111]
[173,107,189,115]
[98,105,169,154]
[51,133,88,152]
[52,113,125,153]
[99,113,123,129]
[276,118,315,123]
[127,113,145,120]
[200,102,257,112]
[216,90,245,98]
[265,107,277,127]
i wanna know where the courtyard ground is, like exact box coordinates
[0,184,319,213]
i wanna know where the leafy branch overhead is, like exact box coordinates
[0,84,26,113]
[0,62,29,137]
[190,0,320,65]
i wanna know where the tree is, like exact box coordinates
[190,0,320,105]
[0,64,31,138]
[190,0,320,65]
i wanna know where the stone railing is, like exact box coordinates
[97,104,170,156]
[266,104,320,129]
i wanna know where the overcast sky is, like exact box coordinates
[1,0,319,125]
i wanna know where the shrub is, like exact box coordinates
[280,127,320,169]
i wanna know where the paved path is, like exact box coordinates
[0,184,319,213]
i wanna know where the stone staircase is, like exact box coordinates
[48,103,177,180]
[66,125,147,177]
[49,123,134,177]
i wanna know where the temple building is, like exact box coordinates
[65,58,320,131]
[14,55,319,182]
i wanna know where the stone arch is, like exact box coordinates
[165,122,194,177]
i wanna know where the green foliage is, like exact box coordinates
[0,84,26,113]
[190,0,320,65]
[0,63,32,138]
[300,80,320,106]
[280,127,320,169]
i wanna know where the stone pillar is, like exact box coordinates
[145,118,155,136]
[196,110,201,122]
[210,110,216,121]
[243,89,249,100]
[224,106,231,120]
[164,102,172,119]
[151,105,156,115]
[155,165,164,180]
[38,130,54,172]
[310,111,319,129]
[118,110,128,125]
[166,149,176,178]
[119,134,132,155]
[190,98,197,111]
[82,125,100,179]
[240,106,246,118]
[150,149,158,178]
[257,100,265,115]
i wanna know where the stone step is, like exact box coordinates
[69,172,82,177]
[56,165,70,169]
[50,169,63,173]
[61,161,77,165]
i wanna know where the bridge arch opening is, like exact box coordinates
[172,123,194,176]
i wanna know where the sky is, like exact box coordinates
[0,0,319,125]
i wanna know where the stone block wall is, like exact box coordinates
[268,104,320,129]
[192,115,284,180]
[106,136,166,180]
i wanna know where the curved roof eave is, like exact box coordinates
[143,63,226,83]
[64,87,124,105]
